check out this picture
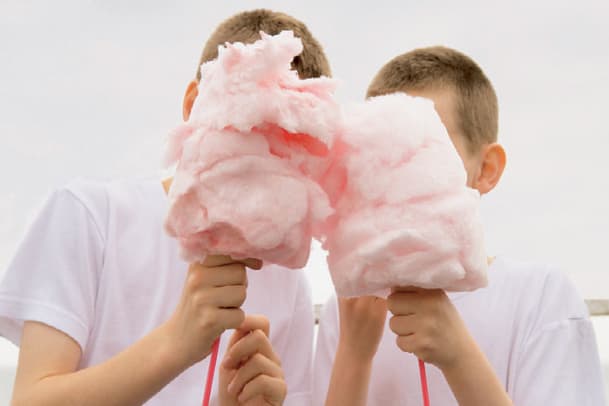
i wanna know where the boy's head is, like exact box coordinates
[367,46,506,195]
[197,9,331,81]
[183,9,331,120]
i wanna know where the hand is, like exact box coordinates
[219,315,286,406]
[387,287,477,371]
[337,296,387,362]
[163,255,262,369]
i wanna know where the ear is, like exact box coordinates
[182,80,199,121]
[473,143,506,195]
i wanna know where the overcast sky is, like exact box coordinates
[0,0,608,302]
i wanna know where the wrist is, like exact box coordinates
[336,339,376,367]
[327,343,375,406]
[438,334,483,376]
[436,332,484,373]
[436,337,513,405]
[155,321,195,372]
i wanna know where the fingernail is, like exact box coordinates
[223,356,232,367]
[227,381,235,394]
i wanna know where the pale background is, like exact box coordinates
[0,0,607,403]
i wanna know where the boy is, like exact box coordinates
[314,46,606,405]
[0,9,330,405]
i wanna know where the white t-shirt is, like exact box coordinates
[314,256,606,405]
[0,177,314,405]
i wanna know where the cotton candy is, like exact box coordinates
[322,93,488,296]
[164,31,338,267]
[163,30,487,293]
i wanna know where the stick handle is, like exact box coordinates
[418,358,430,406]
[202,336,221,406]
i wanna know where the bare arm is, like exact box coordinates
[12,257,260,406]
[441,342,513,406]
[324,346,374,406]
[324,297,387,406]
[12,320,184,406]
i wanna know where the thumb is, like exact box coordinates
[226,314,270,349]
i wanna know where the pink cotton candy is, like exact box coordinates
[164,31,337,267]
[163,30,487,292]
[322,93,488,296]
[181,30,338,150]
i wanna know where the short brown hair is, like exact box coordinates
[367,46,498,152]
[197,9,331,80]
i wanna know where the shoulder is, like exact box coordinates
[490,256,589,326]
[60,176,165,233]
[56,178,110,236]
[63,176,163,211]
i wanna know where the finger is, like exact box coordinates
[227,353,283,396]
[241,396,267,406]
[223,329,280,369]
[388,314,417,336]
[202,255,263,270]
[206,285,247,308]
[216,308,246,331]
[227,315,271,349]
[238,375,286,405]
[238,315,270,337]
[391,285,424,293]
[202,254,237,267]
[200,263,247,286]
[242,258,263,270]
[191,262,247,287]
[218,366,237,400]
[387,291,420,315]
[189,261,244,283]
[395,333,417,354]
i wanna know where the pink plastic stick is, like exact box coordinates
[418,358,430,406]
[202,336,221,406]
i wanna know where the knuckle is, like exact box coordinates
[253,328,266,342]
[236,286,247,306]
[417,338,428,352]
[201,312,219,331]
[229,262,246,274]
[395,335,409,352]
[389,315,398,332]
[251,352,266,365]
[278,379,287,399]
[386,295,396,310]
[192,291,206,307]
[233,308,246,326]
[186,270,202,290]
[417,337,434,355]
[389,315,405,334]
[260,316,270,332]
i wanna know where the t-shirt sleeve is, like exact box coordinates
[510,271,606,405]
[281,271,315,406]
[312,294,339,406]
[0,186,104,351]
